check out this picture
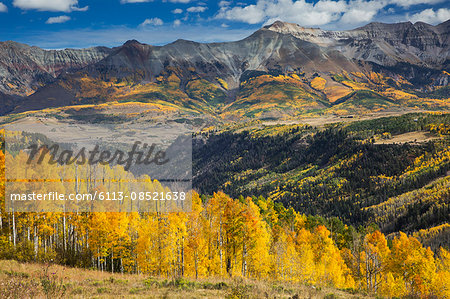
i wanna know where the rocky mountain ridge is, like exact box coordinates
[0,20,448,117]
[265,20,449,68]
[0,41,112,95]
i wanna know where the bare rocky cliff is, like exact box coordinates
[265,20,449,68]
[0,41,112,95]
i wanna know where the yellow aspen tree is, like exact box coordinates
[184,192,207,279]
[167,211,188,278]
[105,212,130,273]
[136,213,159,274]
[380,272,407,298]
[204,192,229,276]
[257,197,279,227]
[242,197,271,278]
[311,225,354,288]
[87,212,109,271]
[294,228,316,284]
[272,228,299,281]
[223,197,245,277]
[430,247,450,298]
[122,212,140,273]
[360,230,390,294]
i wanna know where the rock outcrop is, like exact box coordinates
[0,41,112,95]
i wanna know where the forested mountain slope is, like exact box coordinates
[193,113,450,238]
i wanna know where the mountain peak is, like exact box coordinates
[123,39,144,46]
[0,40,30,49]
[263,21,325,40]
[264,20,291,29]
[264,21,320,32]
[171,39,197,44]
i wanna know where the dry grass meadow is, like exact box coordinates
[374,131,440,144]
[0,260,369,298]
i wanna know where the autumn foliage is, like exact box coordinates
[0,185,449,296]
[0,130,449,297]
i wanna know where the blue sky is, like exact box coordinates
[0,0,448,49]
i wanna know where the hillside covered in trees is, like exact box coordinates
[0,188,449,298]
[194,113,450,238]
[1,112,449,298]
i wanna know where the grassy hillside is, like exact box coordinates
[0,260,362,298]
[6,69,450,120]
[330,90,395,113]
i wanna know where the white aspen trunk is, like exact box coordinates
[219,218,223,275]
[111,250,114,273]
[34,226,38,259]
[63,213,66,251]
[194,251,198,279]
[12,208,16,248]
[181,236,185,277]
[242,242,247,277]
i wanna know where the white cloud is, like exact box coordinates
[340,8,378,23]
[140,17,164,26]
[340,0,386,24]
[408,8,450,24]
[216,0,450,27]
[174,19,181,26]
[187,6,207,12]
[0,2,7,12]
[46,15,71,24]
[221,23,229,27]
[218,3,265,24]
[219,0,231,7]
[13,0,87,12]
[390,0,446,8]
[172,8,183,14]
[217,0,352,26]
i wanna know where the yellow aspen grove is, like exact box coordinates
[388,232,437,297]
[0,148,449,297]
[294,228,317,284]
[272,227,299,281]
[310,225,354,289]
